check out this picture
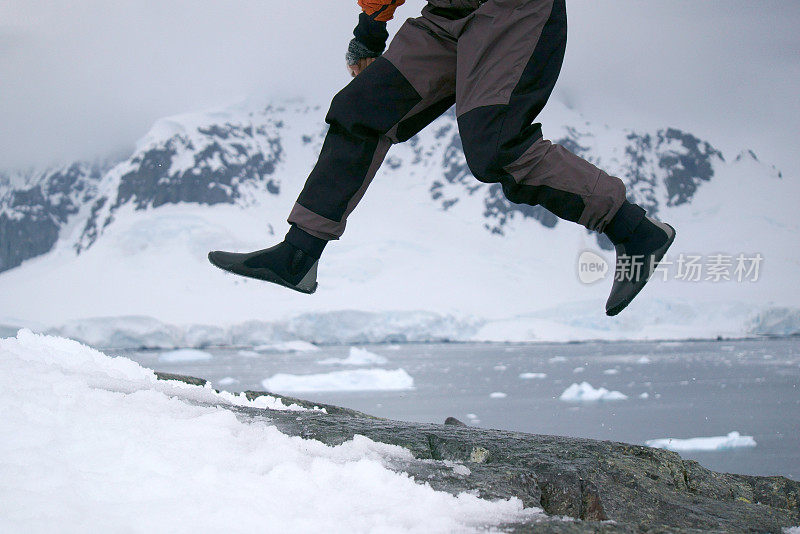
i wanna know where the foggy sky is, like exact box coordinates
[1,0,799,175]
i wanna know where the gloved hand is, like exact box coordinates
[345,12,389,77]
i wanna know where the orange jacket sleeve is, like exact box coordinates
[358,0,406,22]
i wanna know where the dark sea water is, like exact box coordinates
[115,337,800,479]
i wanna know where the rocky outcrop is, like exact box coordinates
[0,162,106,272]
[426,110,729,250]
[159,372,800,533]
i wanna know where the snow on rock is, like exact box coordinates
[263,368,415,393]
[559,382,629,402]
[159,348,213,363]
[0,330,538,532]
[318,347,388,366]
[646,431,757,452]
[452,464,471,477]
[1,329,313,413]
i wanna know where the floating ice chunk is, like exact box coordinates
[318,347,388,366]
[603,369,620,375]
[217,377,238,386]
[159,349,213,363]
[237,350,260,357]
[559,382,628,402]
[519,372,547,379]
[489,392,507,399]
[263,368,414,392]
[639,392,650,399]
[493,365,507,371]
[573,366,585,373]
[646,431,757,452]
[549,356,567,363]
[637,356,652,364]
[255,340,320,353]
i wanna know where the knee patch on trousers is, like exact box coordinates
[457,104,544,184]
[326,57,423,139]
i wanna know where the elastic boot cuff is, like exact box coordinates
[604,200,647,245]
[286,225,327,260]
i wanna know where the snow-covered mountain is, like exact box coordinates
[1,99,797,346]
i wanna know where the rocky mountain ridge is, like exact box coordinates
[0,101,779,272]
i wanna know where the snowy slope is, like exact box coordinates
[0,330,540,532]
[1,99,797,345]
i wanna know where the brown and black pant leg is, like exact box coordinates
[288,0,642,245]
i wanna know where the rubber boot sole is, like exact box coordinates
[207,252,318,294]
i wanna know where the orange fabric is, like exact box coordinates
[358,0,405,22]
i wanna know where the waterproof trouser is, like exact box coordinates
[288,0,628,241]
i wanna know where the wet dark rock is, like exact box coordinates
[158,372,799,533]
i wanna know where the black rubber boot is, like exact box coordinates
[208,240,320,294]
[604,215,676,316]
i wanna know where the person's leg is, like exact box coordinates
[210,7,459,292]
[454,0,626,232]
[453,0,674,314]
[288,9,459,245]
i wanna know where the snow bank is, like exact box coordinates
[318,347,388,366]
[559,382,628,402]
[646,431,757,452]
[0,330,541,532]
[263,368,415,393]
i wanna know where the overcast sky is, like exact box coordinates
[1,0,798,175]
